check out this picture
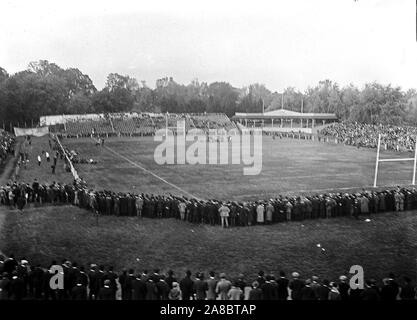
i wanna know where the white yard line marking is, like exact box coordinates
[103,144,202,200]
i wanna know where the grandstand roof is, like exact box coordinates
[233,108,337,120]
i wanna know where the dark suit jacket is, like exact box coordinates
[132,278,147,300]
[277,277,289,300]
[180,277,194,300]
[194,279,208,300]
[71,284,87,300]
[248,288,263,300]
[99,286,115,300]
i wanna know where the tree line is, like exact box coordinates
[0,60,416,128]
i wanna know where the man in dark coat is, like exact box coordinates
[361,279,380,300]
[165,270,177,289]
[10,272,25,300]
[88,265,98,300]
[300,279,316,300]
[104,266,118,295]
[3,255,18,275]
[132,274,147,300]
[248,281,263,300]
[316,279,330,300]
[179,270,194,300]
[123,269,136,300]
[99,280,115,300]
[399,277,416,300]
[277,271,289,300]
[193,273,208,300]
[118,269,128,300]
[71,279,87,300]
[260,275,278,300]
[156,276,171,300]
[289,272,304,301]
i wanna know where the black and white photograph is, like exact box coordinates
[0,0,416,313]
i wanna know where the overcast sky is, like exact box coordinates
[0,0,416,91]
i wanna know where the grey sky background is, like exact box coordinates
[0,0,416,91]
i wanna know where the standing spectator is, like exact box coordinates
[71,279,87,300]
[132,273,147,300]
[206,271,218,300]
[361,280,380,301]
[328,282,341,300]
[10,271,25,300]
[228,282,243,300]
[289,272,304,300]
[0,272,10,300]
[179,270,194,300]
[235,274,247,298]
[338,275,350,300]
[37,155,41,166]
[165,270,177,289]
[145,279,158,300]
[218,203,230,228]
[316,279,330,300]
[216,273,232,300]
[277,271,289,300]
[156,276,170,300]
[98,280,115,300]
[169,282,182,300]
[248,281,263,300]
[265,201,274,224]
[256,202,265,224]
[399,277,416,300]
[193,273,208,300]
[300,279,316,300]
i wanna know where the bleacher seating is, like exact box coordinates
[55,113,236,137]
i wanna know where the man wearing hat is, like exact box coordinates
[289,272,304,300]
[216,273,232,300]
[338,275,350,300]
[300,279,316,300]
[99,280,115,300]
[218,203,230,228]
[193,272,208,300]
[179,270,194,300]
[206,271,218,300]
[277,271,289,300]
[265,201,274,224]
[71,278,88,300]
[256,202,265,224]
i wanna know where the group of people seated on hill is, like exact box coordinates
[0,130,15,165]
[320,122,417,151]
[0,254,415,300]
[0,176,415,226]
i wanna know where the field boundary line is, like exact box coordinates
[103,144,202,200]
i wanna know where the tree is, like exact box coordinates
[0,67,9,83]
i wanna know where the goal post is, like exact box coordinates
[373,134,417,187]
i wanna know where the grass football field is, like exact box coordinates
[1,135,416,282]
[62,135,417,200]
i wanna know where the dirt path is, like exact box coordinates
[0,141,21,257]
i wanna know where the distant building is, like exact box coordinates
[232,109,338,133]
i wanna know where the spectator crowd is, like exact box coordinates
[0,130,15,166]
[320,122,417,152]
[0,255,415,300]
[0,177,415,227]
